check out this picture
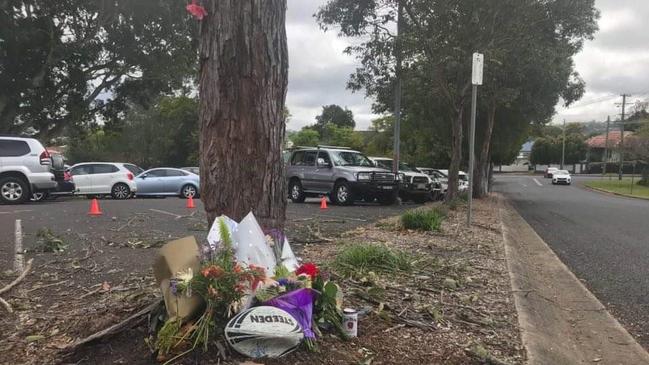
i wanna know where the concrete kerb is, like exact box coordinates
[497,194,649,365]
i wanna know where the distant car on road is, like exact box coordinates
[136,168,200,198]
[70,162,142,199]
[552,170,572,185]
[0,136,59,204]
[545,167,558,178]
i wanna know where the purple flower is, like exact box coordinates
[169,279,178,295]
[278,278,290,286]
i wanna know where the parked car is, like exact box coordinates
[432,169,469,192]
[31,165,76,201]
[552,170,572,185]
[370,157,434,203]
[0,136,59,204]
[286,146,399,206]
[136,168,200,198]
[181,166,200,175]
[418,167,448,196]
[545,167,558,178]
[69,162,142,199]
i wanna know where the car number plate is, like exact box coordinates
[416,184,426,189]
[381,185,393,190]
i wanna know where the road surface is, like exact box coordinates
[494,174,649,347]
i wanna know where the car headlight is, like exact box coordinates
[397,173,405,181]
[357,172,372,182]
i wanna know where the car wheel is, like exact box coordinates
[289,180,306,203]
[0,177,29,204]
[181,184,198,198]
[333,181,353,206]
[31,192,49,202]
[378,191,398,205]
[111,183,131,200]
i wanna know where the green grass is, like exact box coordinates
[401,207,447,232]
[585,178,649,199]
[332,244,413,278]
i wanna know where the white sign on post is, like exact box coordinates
[472,53,484,86]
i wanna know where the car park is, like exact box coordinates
[370,157,434,203]
[418,168,448,196]
[430,169,469,192]
[69,162,141,199]
[31,166,76,201]
[545,167,558,178]
[286,146,399,206]
[0,136,59,204]
[552,170,572,185]
[136,168,200,198]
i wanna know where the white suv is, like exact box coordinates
[69,162,142,199]
[0,137,58,204]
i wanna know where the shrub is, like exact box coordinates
[401,208,446,232]
[332,244,412,278]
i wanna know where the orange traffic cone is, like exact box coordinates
[186,195,196,209]
[88,198,102,216]
[320,196,328,210]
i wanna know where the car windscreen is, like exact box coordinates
[556,170,569,175]
[331,151,374,167]
[399,162,417,172]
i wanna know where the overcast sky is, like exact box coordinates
[286,0,649,131]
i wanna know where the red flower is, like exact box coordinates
[296,262,319,279]
[201,265,224,279]
[186,0,207,20]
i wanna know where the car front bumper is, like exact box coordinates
[350,181,399,196]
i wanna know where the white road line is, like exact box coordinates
[0,209,33,215]
[533,178,543,187]
[149,208,182,219]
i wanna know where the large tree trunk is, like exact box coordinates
[473,103,497,198]
[198,0,289,229]
[446,107,464,202]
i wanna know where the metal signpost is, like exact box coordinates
[467,53,483,226]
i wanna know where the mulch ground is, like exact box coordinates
[0,196,525,365]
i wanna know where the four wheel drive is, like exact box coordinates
[69,162,141,199]
[370,157,434,203]
[0,136,60,204]
[545,167,559,178]
[286,147,399,206]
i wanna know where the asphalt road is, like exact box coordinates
[494,174,649,347]
[0,196,413,272]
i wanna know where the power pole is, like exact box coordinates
[561,119,566,170]
[603,116,610,178]
[618,94,628,180]
[392,0,403,177]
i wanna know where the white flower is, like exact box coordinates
[265,235,275,247]
[175,268,193,284]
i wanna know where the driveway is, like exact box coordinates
[494,174,649,347]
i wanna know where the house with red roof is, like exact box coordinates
[586,131,633,162]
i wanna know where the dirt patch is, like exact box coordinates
[0,197,524,364]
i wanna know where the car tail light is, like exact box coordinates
[40,150,51,165]
[127,172,134,180]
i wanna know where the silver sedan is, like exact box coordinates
[135,168,200,198]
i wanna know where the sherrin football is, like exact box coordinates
[225,306,304,358]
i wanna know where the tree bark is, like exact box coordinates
[198,0,289,229]
[473,102,497,198]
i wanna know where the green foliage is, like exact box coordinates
[67,96,198,167]
[290,128,320,147]
[530,133,587,165]
[0,0,197,139]
[332,244,413,278]
[401,208,446,232]
[36,228,67,253]
[315,104,355,131]
[289,123,364,150]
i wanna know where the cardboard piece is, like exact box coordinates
[153,236,203,320]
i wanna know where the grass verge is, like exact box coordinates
[401,207,447,231]
[332,244,413,278]
[585,178,649,199]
